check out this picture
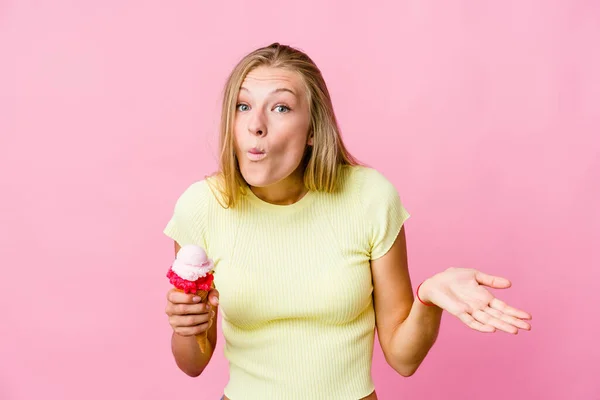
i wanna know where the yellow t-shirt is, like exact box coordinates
[163,165,410,400]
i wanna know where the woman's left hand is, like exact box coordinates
[418,267,532,334]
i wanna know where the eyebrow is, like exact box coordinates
[239,87,296,96]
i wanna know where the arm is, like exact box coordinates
[372,226,533,377]
[169,241,220,377]
[371,226,443,377]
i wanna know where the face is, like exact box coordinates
[233,66,312,189]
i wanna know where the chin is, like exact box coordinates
[238,157,303,189]
[243,176,269,188]
[239,168,276,188]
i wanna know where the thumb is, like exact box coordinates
[208,288,220,306]
[475,271,511,289]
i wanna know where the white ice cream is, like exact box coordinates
[171,244,214,281]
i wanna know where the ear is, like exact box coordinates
[307,134,314,146]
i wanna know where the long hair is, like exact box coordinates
[209,42,360,208]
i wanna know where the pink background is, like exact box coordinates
[1,1,598,399]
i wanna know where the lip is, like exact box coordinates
[248,147,265,154]
[247,148,266,161]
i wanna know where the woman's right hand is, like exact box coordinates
[165,288,220,336]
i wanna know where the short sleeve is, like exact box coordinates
[361,168,411,260]
[163,180,210,249]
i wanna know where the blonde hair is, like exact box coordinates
[209,42,360,208]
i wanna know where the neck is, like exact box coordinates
[250,168,308,206]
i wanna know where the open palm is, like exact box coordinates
[420,267,532,334]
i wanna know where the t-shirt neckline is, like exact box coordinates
[244,185,316,213]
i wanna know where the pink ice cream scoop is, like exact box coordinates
[167,244,215,294]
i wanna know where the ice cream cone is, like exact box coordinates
[168,244,216,354]
[175,287,211,353]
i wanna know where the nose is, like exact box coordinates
[247,109,267,137]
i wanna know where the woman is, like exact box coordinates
[163,43,532,400]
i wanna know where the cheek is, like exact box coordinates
[233,113,248,140]
[270,133,307,163]
[274,118,309,151]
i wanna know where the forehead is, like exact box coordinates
[240,66,305,95]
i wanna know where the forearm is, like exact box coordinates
[386,298,443,376]
[171,331,216,377]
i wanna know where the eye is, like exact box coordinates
[274,105,290,113]
[236,103,250,112]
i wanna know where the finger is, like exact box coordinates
[484,307,531,331]
[456,311,496,333]
[168,302,211,316]
[475,271,511,289]
[208,288,220,306]
[436,293,495,333]
[489,298,532,320]
[174,322,210,336]
[167,289,203,305]
[472,310,518,334]
[171,312,212,328]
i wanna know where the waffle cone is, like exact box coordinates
[175,288,210,353]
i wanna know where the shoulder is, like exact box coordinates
[164,175,228,248]
[170,174,230,215]
[342,165,399,206]
[173,179,210,208]
[348,166,410,259]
